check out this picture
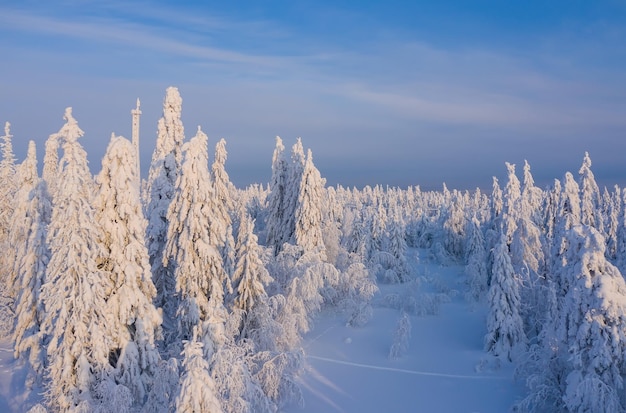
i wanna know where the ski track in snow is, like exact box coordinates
[308,355,506,380]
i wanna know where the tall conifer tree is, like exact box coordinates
[95,134,162,404]
[40,108,113,411]
[145,87,186,342]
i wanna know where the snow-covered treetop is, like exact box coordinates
[579,151,592,175]
[214,138,227,166]
[19,141,38,186]
[560,172,581,230]
[163,87,182,124]
[522,160,535,194]
[57,107,84,144]
[291,137,305,168]
[273,136,285,165]
[150,86,185,169]
[504,162,521,210]
[1,121,15,165]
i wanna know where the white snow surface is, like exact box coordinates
[0,249,524,412]
[289,249,524,413]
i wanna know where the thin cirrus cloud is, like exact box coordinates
[0,2,625,190]
[0,8,298,68]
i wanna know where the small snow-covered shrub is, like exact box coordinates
[389,312,411,360]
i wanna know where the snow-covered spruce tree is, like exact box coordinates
[516,174,585,412]
[502,162,521,244]
[558,225,626,412]
[344,209,370,260]
[163,127,228,357]
[264,137,306,255]
[441,190,466,261]
[40,108,114,411]
[211,138,237,284]
[211,138,234,227]
[604,186,620,261]
[0,122,18,337]
[94,134,162,405]
[578,152,604,233]
[491,176,504,227]
[384,207,410,283]
[616,188,626,274]
[551,173,582,275]
[142,358,180,413]
[145,86,186,345]
[465,216,488,302]
[484,236,527,361]
[0,121,17,246]
[42,133,60,200]
[222,223,237,287]
[6,140,38,302]
[509,161,546,338]
[11,141,51,385]
[369,201,388,257]
[232,210,272,334]
[287,139,306,233]
[176,330,224,413]
[276,246,339,350]
[320,187,343,266]
[334,258,377,327]
[484,177,503,285]
[543,179,562,249]
[210,335,273,413]
[265,136,289,254]
[521,160,544,227]
[294,149,326,256]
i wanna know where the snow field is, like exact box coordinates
[291,249,524,413]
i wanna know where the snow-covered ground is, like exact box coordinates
[290,249,524,413]
[0,339,18,412]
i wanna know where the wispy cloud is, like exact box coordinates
[0,8,304,68]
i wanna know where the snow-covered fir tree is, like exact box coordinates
[484,236,527,361]
[40,108,114,411]
[265,136,289,254]
[294,149,326,256]
[42,133,60,200]
[11,141,51,384]
[543,179,562,248]
[385,207,411,283]
[465,216,488,302]
[616,188,626,274]
[211,138,237,294]
[0,121,17,247]
[95,134,162,405]
[578,152,604,233]
[163,127,228,357]
[211,138,234,227]
[521,160,543,227]
[559,225,626,412]
[7,141,39,302]
[603,186,620,261]
[176,331,224,413]
[502,162,521,244]
[232,210,272,321]
[441,190,465,260]
[145,86,186,345]
[0,122,18,336]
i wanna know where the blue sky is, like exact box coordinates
[1,0,625,190]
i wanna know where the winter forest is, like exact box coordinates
[1,86,626,412]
